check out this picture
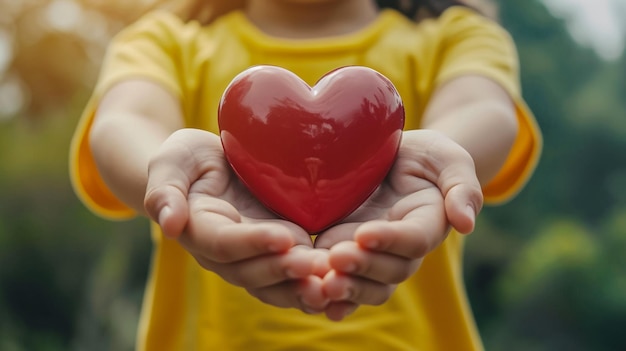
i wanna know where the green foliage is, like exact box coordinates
[498,220,598,305]
[463,1,626,350]
[472,216,626,351]
[0,113,151,351]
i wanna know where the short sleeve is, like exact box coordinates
[434,7,542,204]
[69,11,186,220]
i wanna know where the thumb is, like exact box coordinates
[415,131,483,234]
[144,184,189,238]
[444,184,482,234]
[143,130,201,238]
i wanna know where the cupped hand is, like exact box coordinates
[142,128,483,319]
[144,128,330,312]
[314,130,484,321]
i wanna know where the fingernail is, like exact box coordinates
[300,296,327,314]
[465,204,476,222]
[158,206,171,225]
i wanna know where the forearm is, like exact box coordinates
[89,80,184,215]
[420,76,518,185]
[90,114,173,214]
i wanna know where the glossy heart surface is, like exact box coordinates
[218,66,405,233]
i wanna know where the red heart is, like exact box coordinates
[218,66,405,233]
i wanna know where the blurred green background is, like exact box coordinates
[1,0,625,350]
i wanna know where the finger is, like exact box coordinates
[311,248,331,278]
[425,135,483,234]
[313,222,360,249]
[205,245,318,289]
[445,182,482,234]
[144,129,217,237]
[181,218,297,263]
[298,275,329,312]
[401,130,483,234]
[323,270,396,306]
[144,152,193,238]
[246,280,302,309]
[324,301,359,322]
[328,241,421,284]
[247,275,327,313]
[353,202,447,260]
[249,218,316,248]
[144,184,189,238]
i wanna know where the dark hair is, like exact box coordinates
[376,0,470,18]
[161,0,476,26]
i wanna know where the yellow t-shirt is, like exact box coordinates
[70,7,541,351]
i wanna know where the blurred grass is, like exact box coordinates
[0,109,152,351]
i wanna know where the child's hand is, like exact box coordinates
[142,128,482,318]
[314,130,483,321]
[144,129,329,312]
